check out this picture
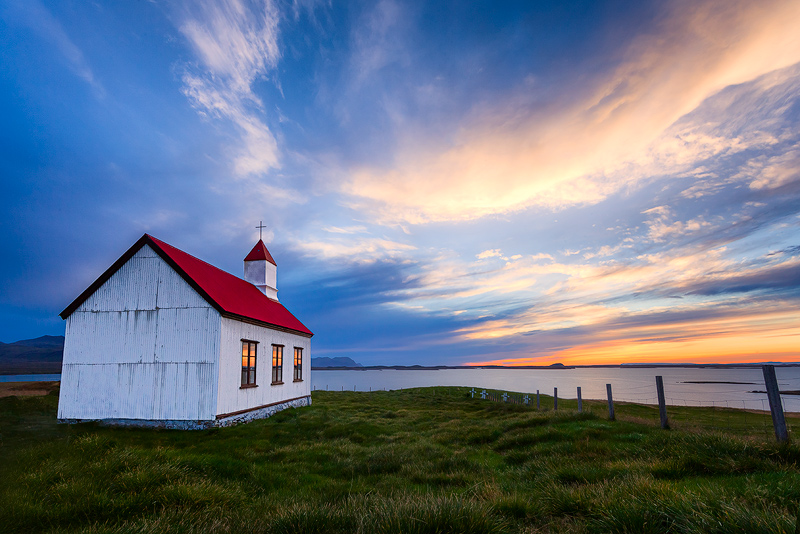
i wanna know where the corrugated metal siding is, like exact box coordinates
[58,245,221,422]
[58,362,216,420]
[216,317,311,417]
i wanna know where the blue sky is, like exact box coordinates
[1,0,799,365]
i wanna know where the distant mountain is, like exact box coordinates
[11,335,65,348]
[0,336,64,375]
[312,356,363,368]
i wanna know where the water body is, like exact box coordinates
[0,374,62,383]
[2,368,798,412]
[312,367,800,412]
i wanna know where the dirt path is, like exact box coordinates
[0,381,59,398]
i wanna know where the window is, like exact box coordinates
[272,345,283,384]
[241,340,257,387]
[293,347,303,382]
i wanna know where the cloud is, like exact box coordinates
[466,304,800,366]
[3,0,104,96]
[365,215,800,357]
[340,0,800,224]
[323,225,368,234]
[737,149,800,190]
[295,236,417,263]
[476,249,503,259]
[176,0,282,176]
[641,206,712,243]
[350,0,408,86]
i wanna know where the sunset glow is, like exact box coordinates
[1,0,798,365]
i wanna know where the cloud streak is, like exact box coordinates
[2,0,105,96]
[341,0,800,224]
[177,0,282,176]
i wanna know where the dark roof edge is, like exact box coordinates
[220,311,314,338]
[60,234,150,319]
[60,235,313,338]
[60,234,227,320]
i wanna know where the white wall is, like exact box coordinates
[217,317,311,417]
[58,245,221,421]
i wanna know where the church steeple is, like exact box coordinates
[244,240,278,300]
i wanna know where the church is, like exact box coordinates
[57,233,313,429]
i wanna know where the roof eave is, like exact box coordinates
[220,311,313,337]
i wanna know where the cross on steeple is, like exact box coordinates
[256,220,267,240]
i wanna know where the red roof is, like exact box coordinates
[244,239,277,265]
[60,234,312,337]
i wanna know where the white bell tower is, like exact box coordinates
[244,239,278,300]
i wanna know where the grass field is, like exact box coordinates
[1,386,799,533]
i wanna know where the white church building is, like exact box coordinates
[57,234,313,429]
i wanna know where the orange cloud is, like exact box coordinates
[343,0,800,224]
[467,308,800,366]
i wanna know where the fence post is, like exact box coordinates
[577,387,583,412]
[763,365,789,442]
[606,384,615,421]
[554,387,558,410]
[536,390,540,410]
[655,376,669,429]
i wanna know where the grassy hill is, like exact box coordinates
[0,335,63,375]
[1,386,799,533]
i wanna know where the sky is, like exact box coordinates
[1,0,799,366]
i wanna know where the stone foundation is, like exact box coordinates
[58,395,312,430]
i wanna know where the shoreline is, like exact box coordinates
[312,362,800,371]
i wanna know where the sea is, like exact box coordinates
[0,374,61,383]
[311,366,800,413]
[3,367,799,412]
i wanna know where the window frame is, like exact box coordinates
[271,344,284,385]
[240,339,258,388]
[293,347,303,382]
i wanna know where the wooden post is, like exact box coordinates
[606,384,615,421]
[763,365,789,442]
[655,376,669,429]
[536,390,540,410]
[577,387,583,412]
[554,387,558,410]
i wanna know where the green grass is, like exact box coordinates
[1,386,799,533]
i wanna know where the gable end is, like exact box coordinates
[60,234,313,338]
[60,235,224,320]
